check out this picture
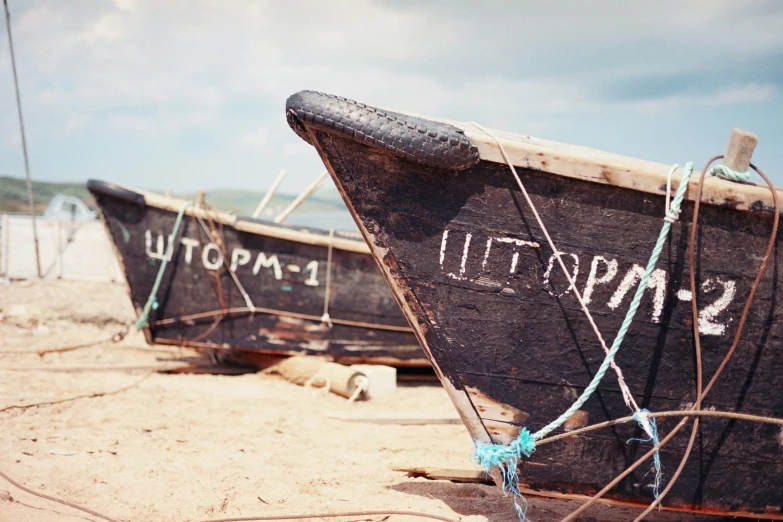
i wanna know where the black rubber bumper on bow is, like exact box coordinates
[87,179,146,207]
[286,90,480,171]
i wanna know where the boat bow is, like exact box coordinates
[286,90,480,171]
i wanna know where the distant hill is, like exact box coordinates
[0,176,92,213]
[0,176,348,216]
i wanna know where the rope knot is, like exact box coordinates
[708,164,752,183]
[474,427,536,521]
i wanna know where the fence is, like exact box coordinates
[0,215,123,282]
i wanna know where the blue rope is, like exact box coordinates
[533,162,694,440]
[708,164,751,182]
[628,409,662,499]
[475,163,695,520]
[474,428,535,521]
[135,202,192,330]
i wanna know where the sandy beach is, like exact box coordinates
[0,281,743,522]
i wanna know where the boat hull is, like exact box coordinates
[88,180,425,367]
[288,93,783,517]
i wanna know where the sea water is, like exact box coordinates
[283,210,359,232]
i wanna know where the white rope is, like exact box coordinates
[347,375,369,404]
[194,209,256,312]
[321,228,335,327]
[664,164,682,224]
[469,122,650,436]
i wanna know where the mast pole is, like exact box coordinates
[4,0,41,278]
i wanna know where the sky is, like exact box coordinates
[1,0,782,196]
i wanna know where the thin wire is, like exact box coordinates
[0,371,153,414]
[537,409,783,446]
[559,158,779,521]
[0,468,121,522]
[151,306,414,333]
[0,466,460,522]
[197,512,459,522]
[3,0,41,278]
[632,159,779,521]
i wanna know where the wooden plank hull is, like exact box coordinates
[286,91,783,517]
[87,179,425,367]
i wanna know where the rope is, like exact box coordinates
[136,202,192,329]
[708,164,751,182]
[0,325,128,356]
[629,409,661,498]
[663,164,682,223]
[630,159,777,521]
[321,228,335,327]
[474,428,535,521]
[559,159,779,521]
[36,325,130,356]
[534,161,693,440]
[0,468,120,522]
[194,210,256,312]
[0,466,460,522]
[537,409,783,446]
[144,206,406,338]
[469,124,694,518]
[196,511,460,522]
[346,375,369,404]
[0,371,153,414]
[469,123,650,425]
[151,307,413,333]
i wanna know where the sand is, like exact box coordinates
[0,280,737,522]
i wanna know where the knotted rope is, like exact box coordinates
[473,428,536,520]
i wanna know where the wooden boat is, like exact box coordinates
[87,179,425,367]
[285,90,783,518]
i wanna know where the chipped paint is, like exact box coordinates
[465,386,530,424]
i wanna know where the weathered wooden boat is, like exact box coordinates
[87,179,425,367]
[286,90,783,519]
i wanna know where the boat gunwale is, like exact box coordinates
[87,179,371,255]
[289,90,781,215]
[447,117,780,215]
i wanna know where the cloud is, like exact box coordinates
[619,82,778,113]
[0,0,781,189]
[110,111,213,135]
[8,0,783,126]
[238,125,270,149]
[64,114,88,133]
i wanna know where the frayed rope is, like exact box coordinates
[628,409,662,500]
[474,428,536,521]
[472,162,695,521]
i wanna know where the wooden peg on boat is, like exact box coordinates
[196,190,207,206]
[724,128,758,172]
